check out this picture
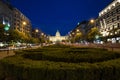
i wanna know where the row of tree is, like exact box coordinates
[69,27,101,43]
[0,24,46,44]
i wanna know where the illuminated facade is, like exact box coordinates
[98,0,120,43]
[49,30,68,42]
[0,0,32,36]
[13,8,32,36]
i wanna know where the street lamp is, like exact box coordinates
[41,33,44,36]
[22,21,27,25]
[22,21,27,33]
[90,19,95,23]
[35,29,39,38]
[35,29,39,33]
[76,29,79,32]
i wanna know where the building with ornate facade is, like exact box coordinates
[98,0,120,43]
[49,30,68,42]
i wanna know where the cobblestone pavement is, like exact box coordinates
[0,50,15,59]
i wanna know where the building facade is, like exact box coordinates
[13,8,32,36]
[0,0,32,36]
[98,0,120,43]
[68,21,96,43]
[49,30,68,42]
[0,0,13,28]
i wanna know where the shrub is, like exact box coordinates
[0,44,120,80]
[23,48,120,63]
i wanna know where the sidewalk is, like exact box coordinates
[0,50,15,59]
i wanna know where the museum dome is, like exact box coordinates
[55,30,61,37]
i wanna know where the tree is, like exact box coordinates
[8,30,31,43]
[87,27,100,42]
[74,31,82,43]
[28,38,40,44]
[8,30,21,42]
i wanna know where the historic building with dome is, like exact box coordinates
[49,30,68,42]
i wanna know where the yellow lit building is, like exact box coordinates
[13,8,32,36]
[49,30,68,42]
[98,0,120,43]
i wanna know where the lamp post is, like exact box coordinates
[90,19,95,23]
[35,29,39,38]
[35,29,39,33]
[23,21,27,25]
[22,21,27,33]
[76,29,80,32]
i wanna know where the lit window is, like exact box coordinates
[114,25,117,28]
[110,33,113,35]
[117,16,120,20]
[115,32,117,34]
[110,26,113,30]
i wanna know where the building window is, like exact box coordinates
[116,7,120,13]
[118,23,120,28]
[107,14,109,18]
[111,12,113,16]
[14,23,16,25]
[112,18,114,22]
[110,33,113,35]
[115,25,118,29]
[113,25,115,29]
[115,31,117,34]
[117,16,120,20]
[108,27,110,30]
[116,9,119,13]
[110,26,113,30]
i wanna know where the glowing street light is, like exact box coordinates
[41,33,44,36]
[35,29,39,33]
[95,35,99,39]
[22,21,27,25]
[76,29,79,32]
[90,19,95,23]
[22,21,27,33]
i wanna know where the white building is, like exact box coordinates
[49,30,68,42]
[98,0,120,43]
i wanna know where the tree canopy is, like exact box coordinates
[87,27,101,42]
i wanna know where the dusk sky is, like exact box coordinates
[11,0,112,36]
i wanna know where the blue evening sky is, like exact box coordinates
[11,0,112,36]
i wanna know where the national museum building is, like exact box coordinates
[49,30,68,42]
